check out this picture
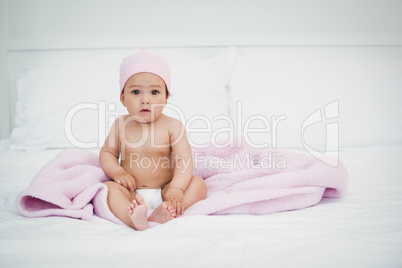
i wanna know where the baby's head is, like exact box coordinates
[119,49,171,98]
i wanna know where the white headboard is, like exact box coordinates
[1,0,402,139]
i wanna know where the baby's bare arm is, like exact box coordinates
[165,119,193,215]
[99,118,136,191]
[169,121,193,191]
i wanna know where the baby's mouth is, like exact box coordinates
[140,108,151,112]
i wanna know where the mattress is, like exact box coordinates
[0,145,401,268]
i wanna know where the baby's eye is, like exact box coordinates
[151,90,160,95]
[132,90,140,95]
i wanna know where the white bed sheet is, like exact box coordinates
[0,145,401,268]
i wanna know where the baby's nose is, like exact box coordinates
[141,99,150,104]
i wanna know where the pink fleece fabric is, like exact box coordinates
[16,145,347,225]
[186,144,348,216]
[16,150,123,225]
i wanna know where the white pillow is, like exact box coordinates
[11,63,123,151]
[229,55,402,151]
[164,47,235,148]
[10,47,236,151]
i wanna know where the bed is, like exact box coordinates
[1,2,402,267]
[1,144,401,267]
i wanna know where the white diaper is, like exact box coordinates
[135,188,163,209]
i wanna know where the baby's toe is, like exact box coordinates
[165,202,173,210]
[135,194,146,205]
[167,205,175,213]
[127,207,133,215]
[170,212,176,219]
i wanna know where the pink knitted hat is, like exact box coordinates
[119,48,171,97]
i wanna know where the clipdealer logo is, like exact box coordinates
[64,100,340,167]
[301,100,339,167]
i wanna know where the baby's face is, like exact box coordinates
[121,72,167,123]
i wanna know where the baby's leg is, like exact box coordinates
[183,176,207,210]
[104,181,137,228]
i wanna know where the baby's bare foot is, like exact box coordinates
[148,202,176,224]
[127,195,149,231]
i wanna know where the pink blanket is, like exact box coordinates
[16,145,347,225]
[16,150,123,225]
[187,145,347,215]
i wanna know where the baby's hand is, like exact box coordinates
[112,170,136,191]
[165,188,184,216]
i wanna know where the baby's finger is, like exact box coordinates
[177,202,184,216]
[120,178,129,189]
[180,201,184,215]
[126,178,135,191]
[128,174,136,187]
[170,200,177,213]
[175,201,182,216]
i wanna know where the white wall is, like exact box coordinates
[7,0,402,39]
[1,0,402,139]
[1,0,9,139]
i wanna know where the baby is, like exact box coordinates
[100,50,207,230]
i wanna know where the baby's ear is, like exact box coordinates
[120,92,126,107]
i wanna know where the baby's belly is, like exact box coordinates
[121,156,174,189]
